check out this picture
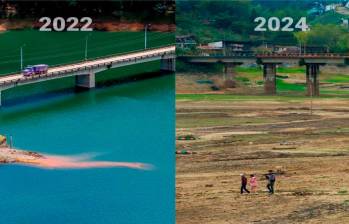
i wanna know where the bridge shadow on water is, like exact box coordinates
[0,71,174,124]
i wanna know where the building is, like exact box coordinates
[325,4,339,11]
[254,42,300,54]
[197,44,223,56]
[221,41,254,54]
[301,45,329,54]
[198,40,255,56]
[272,45,300,54]
[176,35,197,49]
[256,43,328,54]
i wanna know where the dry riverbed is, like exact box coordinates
[176,97,349,224]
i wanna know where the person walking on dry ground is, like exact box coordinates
[249,174,258,193]
[240,174,250,194]
[265,170,276,194]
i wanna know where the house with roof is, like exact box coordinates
[176,35,197,49]
[197,40,255,56]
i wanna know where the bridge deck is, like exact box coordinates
[180,53,349,65]
[0,45,175,89]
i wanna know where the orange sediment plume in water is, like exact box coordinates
[0,146,151,170]
[20,153,152,170]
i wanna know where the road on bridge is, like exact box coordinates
[0,45,175,85]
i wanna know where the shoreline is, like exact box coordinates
[0,146,43,164]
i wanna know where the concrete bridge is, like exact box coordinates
[180,53,349,96]
[0,45,175,106]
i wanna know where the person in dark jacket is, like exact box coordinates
[265,170,276,194]
[240,173,250,194]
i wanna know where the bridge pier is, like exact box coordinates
[75,72,95,89]
[160,58,176,72]
[0,91,2,107]
[263,63,277,95]
[223,63,238,88]
[306,64,320,96]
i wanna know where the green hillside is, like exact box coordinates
[0,30,174,75]
[311,11,349,25]
[177,0,349,52]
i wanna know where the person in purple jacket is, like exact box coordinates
[265,170,276,194]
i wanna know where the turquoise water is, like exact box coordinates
[0,72,175,223]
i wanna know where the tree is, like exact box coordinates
[294,24,349,53]
[294,31,309,53]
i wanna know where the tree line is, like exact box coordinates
[177,0,349,53]
[0,0,175,23]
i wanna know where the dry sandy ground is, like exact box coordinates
[176,73,261,95]
[0,146,42,164]
[176,98,349,224]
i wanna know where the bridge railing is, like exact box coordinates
[182,52,349,58]
[256,53,348,58]
[47,47,174,76]
[43,43,175,72]
[0,45,175,87]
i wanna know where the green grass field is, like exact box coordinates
[325,74,349,83]
[234,66,349,96]
[0,30,174,75]
[236,66,305,75]
[276,79,305,92]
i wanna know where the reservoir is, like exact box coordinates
[0,65,175,224]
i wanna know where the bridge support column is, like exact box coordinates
[75,72,95,89]
[306,64,320,96]
[160,58,175,72]
[0,91,2,107]
[223,63,237,88]
[263,63,277,95]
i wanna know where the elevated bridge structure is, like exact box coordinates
[180,53,349,96]
[0,45,175,106]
